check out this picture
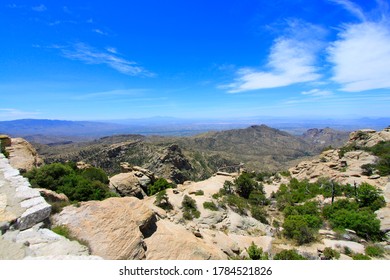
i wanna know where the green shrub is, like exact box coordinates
[273,249,307,260]
[338,144,358,158]
[247,242,268,260]
[182,195,200,220]
[352,254,371,260]
[148,178,172,196]
[365,141,390,176]
[248,189,269,206]
[279,170,291,177]
[250,206,268,224]
[155,190,173,211]
[361,164,375,176]
[234,173,258,199]
[24,162,114,202]
[323,247,340,260]
[356,183,386,211]
[283,215,316,245]
[223,194,249,215]
[194,190,204,196]
[343,246,353,256]
[0,140,9,158]
[203,201,218,211]
[365,245,385,257]
[327,208,381,240]
[52,225,71,239]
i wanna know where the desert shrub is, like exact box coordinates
[365,245,385,257]
[155,190,173,211]
[234,172,259,199]
[248,189,269,206]
[24,162,114,202]
[352,254,371,260]
[223,180,234,194]
[273,249,307,260]
[0,139,9,158]
[203,201,218,211]
[323,247,340,260]
[343,246,353,256]
[356,183,386,211]
[247,242,268,260]
[52,225,72,239]
[283,215,316,245]
[361,164,375,176]
[81,167,109,184]
[279,170,291,177]
[250,205,268,224]
[194,190,204,196]
[365,141,390,176]
[223,194,249,215]
[327,208,381,240]
[182,195,200,220]
[148,178,172,196]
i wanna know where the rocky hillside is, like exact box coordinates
[1,128,390,260]
[32,125,349,183]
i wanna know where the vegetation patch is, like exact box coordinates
[365,245,385,257]
[148,178,173,196]
[203,201,218,211]
[246,242,269,260]
[154,190,173,211]
[323,247,340,260]
[24,162,116,202]
[273,249,307,260]
[182,195,200,220]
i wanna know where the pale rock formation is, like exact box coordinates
[144,219,227,260]
[6,138,43,172]
[109,164,156,198]
[52,197,156,260]
[36,188,69,204]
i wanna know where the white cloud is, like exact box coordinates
[0,108,41,120]
[328,20,390,91]
[106,47,118,54]
[301,89,333,96]
[328,0,366,21]
[223,21,325,93]
[61,43,154,77]
[93,29,108,36]
[31,4,47,12]
[71,89,148,100]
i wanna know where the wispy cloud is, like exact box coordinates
[328,2,390,92]
[223,20,325,93]
[0,108,41,120]
[106,47,118,54]
[71,89,148,101]
[61,43,154,77]
[328,0,366,21]
[31,4,47,12]
[301,88,333,96]
[93,29,108,36]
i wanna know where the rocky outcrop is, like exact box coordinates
[145,219,227,260]
[52,197,156,260]
[6,138,43,172]
[36,188,69,204]
[109,164,155,198]
[348,127,390,148]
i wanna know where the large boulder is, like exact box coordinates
[6,138,43,172]
[109,172,148,198]
[144,219,227,260]
[52,197,156,260]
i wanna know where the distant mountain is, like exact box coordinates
[300,127,350,149]
[33,124,347,182]
[0,119,129,138]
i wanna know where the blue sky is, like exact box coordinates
[1,0,390,121]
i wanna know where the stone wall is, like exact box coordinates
[0,153,100,259]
